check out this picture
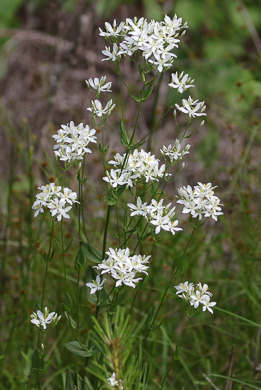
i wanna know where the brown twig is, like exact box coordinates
[225,345,235,390]
[0,28,74,52]
[203,373,220,390]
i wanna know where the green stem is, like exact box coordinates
[41,219,54,310]
[144,224,197,340]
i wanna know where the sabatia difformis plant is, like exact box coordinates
[30,14,223,389]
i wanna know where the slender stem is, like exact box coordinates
[102,205,111,259]
[61,220,67,292]
[41,219,54,310]
[144,224,197,340]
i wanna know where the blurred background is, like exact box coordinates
[0,0,261,389]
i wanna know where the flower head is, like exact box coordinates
[168,71,194,93]
[85,76,112,95]
[128,197,182,236]
[87,99,115,119]
[53,121,97,165]
[174,282,216,314]
[177,182,223,221]
[95,248,150,288]
[31,307,61,329]
[32,183,79,221]
[86,275,106,294]
[175,96,207,118]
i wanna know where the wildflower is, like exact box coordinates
[53,121,97,165]
[174,282,216,314]
[168,71,194,93]
[128,197,182,235]
[99,20,126,40]
[95,248,150,288]
[160,140,190,163]
[175,96,207,118]
[85,76,112,95]
[31,307,61,329]
[201,295,217,314]
[107,372,124,389]
[100,16,188,73]
[102,43,123,62]
[87,99,115,118]
[177,182,223,221]
[32,183,79,221]
[104,149,167,188]
[86,275,106,294]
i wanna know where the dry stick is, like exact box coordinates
[202,373,220,390]
[225,345,235,390]
[254,320,261,380]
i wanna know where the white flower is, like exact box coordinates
[201,295,217,314]
[99,16,188,73]
[104,149,167,189]
[85,76,112,95]
[107,372,124,389]
[32,183,79,221]
[53,121,97,165]
[168,71,194,93]
[31,307,61,330]
[127,197,147,217]
[102,43,123,62]
[161,140,190,163]
[48,199,72,221]
[99,20,126,40]
[175,282,216,314]
[87,99,115,118]
[175,96,207,118]
[95,248,150,288]
[86,275,106,294]
[177,182,223,221]
[127,197,182,236]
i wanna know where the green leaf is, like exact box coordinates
[32,349,44,371]
[145,305,155,328]
[129,91,141,102]
[64,341,93,357]
[120,119,130,147]
[139,64,146,83]
[62,292,73,312]
[75,248,85,271]
[81,242,102,264]
[141,84,153,101]
[104,195,117,206]
[64,312,77,329]
[128,139,146,150]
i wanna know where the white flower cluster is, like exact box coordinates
[160,140,190,163]
[175,282,216,314]
[32,183,79,221]
[85,76,112,95]
[128,197,182,235]
[100,15,188,72]
[53,121,97,164]
[95,247,151,288]
[177,182,223,221]
[168,71,194,93]
[104,149,167,188]
[175,96,207,118]
[31,307,61,329]
[107,372,124,389]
